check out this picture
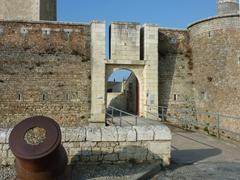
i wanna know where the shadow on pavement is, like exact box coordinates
[171,148,222,167]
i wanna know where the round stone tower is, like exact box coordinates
[218,0,239,15]
[0,0,57,21]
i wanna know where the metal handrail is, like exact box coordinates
[145,104,240,140]
[146,104,240,120]
[106,106,138,126]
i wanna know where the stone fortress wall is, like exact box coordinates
[158,29,194,111]
[188,14,240,116]
[0,21,91,127]
[218,0,239,15]
[0,0,239,129]
[0,0,239,167]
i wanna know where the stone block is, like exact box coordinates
[92,147,101,155]
[101,147,114,154]
[6,129,12,143]
[86,127,101,142]
[2,144,9,151]
[81,142,97,147]
[0,129,7,143]
[118,145,148,161]
[133,126,154,141]
[8,150,14,158]
[147,141,171,155]
[81,147,92,156]
[1,150,7,158]
[101,126,118,141]
[103,154,118,161]
[119,147,148,161]
[96,142,118,147]
[69,148,81,156]
[152,125,172,140]
[70,155,80,164]
[60,127,66,142]
[117,127,137,142]
[89,155,99,162]
[65,128,86,142]
[80,156,90,162]
[63,142,78,148]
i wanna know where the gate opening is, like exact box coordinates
[107,69,139,115]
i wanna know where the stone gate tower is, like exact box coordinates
[0,0,57,21]
[218,0,239,15]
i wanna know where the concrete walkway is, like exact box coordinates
[106,115,162,126]
[154,125,240,179]
[107,116,240,179]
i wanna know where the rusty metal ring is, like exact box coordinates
[9,116,61,160]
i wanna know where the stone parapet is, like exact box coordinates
[0,125,171,166]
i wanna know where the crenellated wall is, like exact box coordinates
[0,21,91,127]
[0,9,240,135]
[110,22,141,61]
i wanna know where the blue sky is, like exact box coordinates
[58,0,216,28]
[58,0,216,81]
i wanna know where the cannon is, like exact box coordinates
[9,116,68,180]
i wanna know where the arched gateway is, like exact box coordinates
[90,21,159,126]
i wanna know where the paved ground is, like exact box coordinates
[153,125,240,179]
[106,115,161,126]
[1,122,240,179]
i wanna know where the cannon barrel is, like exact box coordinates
[9,116,68,180]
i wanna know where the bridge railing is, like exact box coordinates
[145,105,240,141]
[106,106,138,126]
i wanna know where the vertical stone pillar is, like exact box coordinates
[143,24,159,119]
[90,21,106,126]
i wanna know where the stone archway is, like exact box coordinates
[106,64,145,116]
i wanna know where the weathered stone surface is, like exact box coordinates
[2,144,9,151]
[60,128,66,142]
[0,126,171,166]
[0,129,7,143]
[81,142,97,147]
[103,154,118,161]
[147,141,171,155]
[110,22,141,61]
[153,125,172,140]
[6,129,12,143]
[86,128,101,142]
[69,148,81,156]
[0,21,91,128]
[158,28,194,117]
[81,147,92,156]
[133,126,154,141]
[117,127,137,142]
[65,128,86,142]
[101,126,118,142]
[101,147,114,154]
[91,147,101,155]
[0,0,56,21]
[96,142,118,148]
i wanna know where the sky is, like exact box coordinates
[58,0,217,81]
